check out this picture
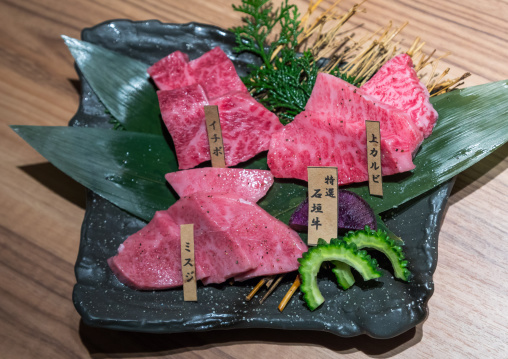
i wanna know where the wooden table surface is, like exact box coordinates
[1,0,507,358]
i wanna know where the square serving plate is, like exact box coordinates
[71,20,453,338]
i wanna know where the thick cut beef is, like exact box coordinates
[148,47,247,99]
[157,84,210,169]
[188,47,248,99]
[165,168,274,203]
[108,168,307,290]
[211,92,282,165]
[268,111,416,183]
[152,47,282,170]
[168,194,306,284]
[158,86,282,169]
[147,51,195,91]
[361,54,438,138]
[267,73,423,184]
[166,195,257,285]
[107,211,210,290]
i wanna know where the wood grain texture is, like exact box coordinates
[0,0,507,358]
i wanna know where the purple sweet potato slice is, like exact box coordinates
[289,190,377,233]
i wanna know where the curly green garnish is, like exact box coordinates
[298,239,382,311]
[333,226,411,288]
[342,226,412,282]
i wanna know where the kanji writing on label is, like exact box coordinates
[370,147,378,157]
[311,217,322,230]
[307,167,338,246]
[324,175,335,186]
[311,203,323,213]
[369,133,379,143]
[211,133,221,143]
[372,174,380,183]
[325,188,336,198]
[185,242,191,253]
[209,120,216,131]
[311,189,322,198]
[370,162,380,170]
[183,258,193,267]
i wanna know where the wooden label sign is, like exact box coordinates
[180,224,197,301]
[366,120,383,197]
[307,167,338,246]
[204,105,226,168]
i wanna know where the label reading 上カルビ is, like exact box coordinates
[366,120,383,197]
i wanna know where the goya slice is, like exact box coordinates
[331,260,355,290]
[298,239,382,311]
[342,226,411,281]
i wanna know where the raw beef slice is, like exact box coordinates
[158,86,283,169]
[189,47,248,99]
[166,195,257,285]
[267,73,423,183]
[157,84,210,169]
[108,167,307,290]
[268,111,416,183]
[169,193,307,283]
[107,211,211,290]
[361,54,438,138]
[147,50,195,91]
[148,47,247,99]
[165,168,274,203]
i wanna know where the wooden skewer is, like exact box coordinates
[245,275,276,301]
[265,275,276,288]
[259,274,285,304]
[278,274,301,312]
[245,278,267,301]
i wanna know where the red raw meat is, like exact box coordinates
[107,211,208,290]
[147,51,195,91]
[189,47,248,99]
[166,194,257,285]
[148,47,247,99]
[361,54,438,138]
[157,84,210,169]
[158,86,282,169]
[165,168,274,203]
[267,73,423,184]
[211,92,283,165]
[108,168,307,289]
[167,193,306,284]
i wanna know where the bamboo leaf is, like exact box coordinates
[13,81,508,226]
[12,126,176,221]
[62,36,163,135]
[348,80,508,213]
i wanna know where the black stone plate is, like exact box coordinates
[71,20,453,338]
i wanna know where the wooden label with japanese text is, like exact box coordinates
[204,105,226,168]
[307,167,338,246]
[180,224,197,301]
[366,120,383,196]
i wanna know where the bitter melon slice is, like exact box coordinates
[342,226,411,281]
[298,239,382,311]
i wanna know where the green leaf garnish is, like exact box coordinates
[13,41,508,227]
[348,80,508,213]
[12,126,176,221]
[62,36,162,135]
[230,0,362,123]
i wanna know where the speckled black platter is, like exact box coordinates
[71,20,453,338]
